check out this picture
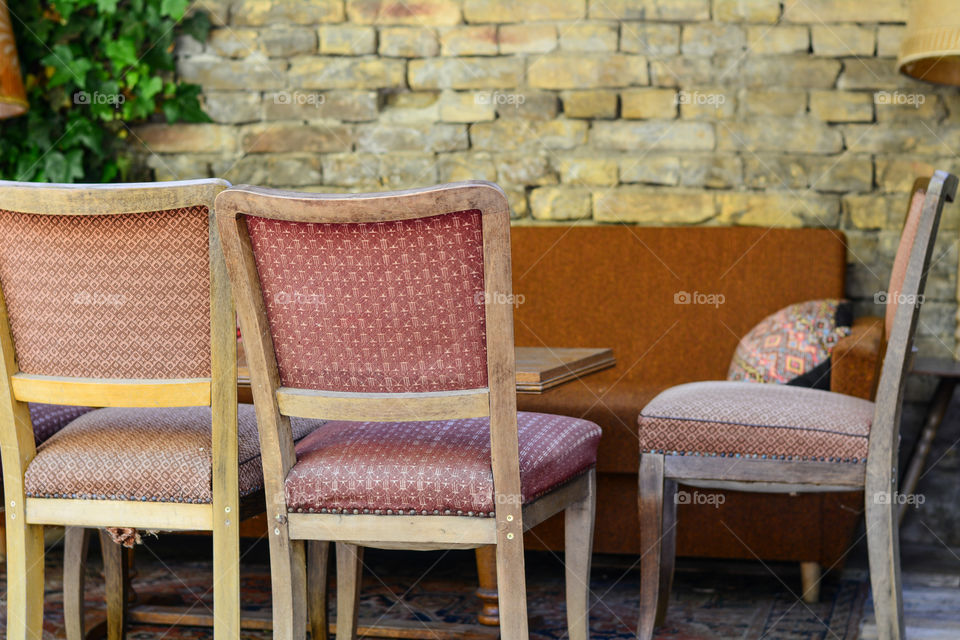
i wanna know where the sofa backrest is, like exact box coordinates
[511,226,847,386]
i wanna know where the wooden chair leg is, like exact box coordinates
[335,543,364,640]
[639,454,676,640]
[213,516,241,639]
[307,541,330,640]
[474,546,500,625]
[5,517,45,640]
[98,529,129,640]
[565,470,596,640]
[64,527,92,640]
[866,491,906,640]
[269,530,308,640]
[800,562,821,604]
[495,530,529,640]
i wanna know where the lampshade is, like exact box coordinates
[898,0,960,86]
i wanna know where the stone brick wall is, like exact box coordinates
[140,0,960,360]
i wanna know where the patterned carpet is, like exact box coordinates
[1,534,867,639]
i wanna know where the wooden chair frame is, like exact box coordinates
[215,181,596,640]
[0,179,239,640]
[638,170,958,640]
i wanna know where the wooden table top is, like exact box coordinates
[912,356,960,378]
[237,346,615,395]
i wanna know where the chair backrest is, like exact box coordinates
[885,177,930,342]
[0,179,234,504]
[215,181,520,517]
[868,171,957,498]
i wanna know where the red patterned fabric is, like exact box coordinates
[25,404,325,503]
[638,381,873,463]
[886,189,925,341]
[246,210,488,393]
[285,411,601,516]
[0,207,211,379]
[727,299,851,384]
[29,403,94,443]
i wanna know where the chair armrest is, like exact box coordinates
[831,316,884,400]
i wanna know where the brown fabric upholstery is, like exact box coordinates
[0,206,211,379]
[638,381,873,463]
[831,316,884,400]
[511,225,879,564]
[25,404,324,503]
[285,411,601,516]
[246,210,488,393]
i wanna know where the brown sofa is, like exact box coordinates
[511,225,883,569]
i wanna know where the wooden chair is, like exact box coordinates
[215,180,601,640]
[635,169,958,640]
[0,178,256,640]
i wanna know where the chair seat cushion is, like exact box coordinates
[29,403,94,443]
[25,405,325,503]
[638,381,874,463]
[285,411,602,516]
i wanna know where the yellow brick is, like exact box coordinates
[594,189,715,224]
[438,90,496,122]
[346,0,461,25]
[499,24,556,54]
[556,156,619,186]
[440,26,497,55]
[531,187,592,220]
[529,54,648,89]
[809,90,873,122]
[747,26,809,55]
[739,90,807,117]
[783,0,907,23]
[714,0,781,22]
[379,27,439,57]
[559,24,618,52]
[562,90,618,119]
[717,192,839,227]
[622,89,677,119]
[465,0,585,22]
[812,25,875,57]
[319,25,376,55]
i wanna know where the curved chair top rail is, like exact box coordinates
[215,180,509,225]
[868,170,958,476]
[0,178,229,216]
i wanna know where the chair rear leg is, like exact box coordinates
[64,527,91,640]
[495,529,530,640]
[307,541,330,640]
[6,517,45,640]
[638,454,676,640]
[336,543,364,640]
[565,470,596,640]
[866,491,906,640]
[98,530,129,640]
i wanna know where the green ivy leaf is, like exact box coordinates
[160,0,190,19]
[95,0,120,13]
[42,45,93,89]
[104,38,138,70]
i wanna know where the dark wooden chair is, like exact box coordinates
[215,181,601,640]
[635,170,958,640]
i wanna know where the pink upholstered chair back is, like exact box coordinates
[0,180,227,380]
[245,209,489,394]
[885,182,927,342]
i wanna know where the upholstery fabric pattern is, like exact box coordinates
[638,381,873,462]
[246,210,488,394]
[285,411,602,515]
[727,299,852,385]
[886,189,925,341]
[0,206,211,379]
[29,403,94,443]
[25,404,324,503]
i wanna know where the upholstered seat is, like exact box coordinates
[638,381,874,463]
[25,404,324,503]
[285,411,602,516]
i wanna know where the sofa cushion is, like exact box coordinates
[639,381,873,463]
[25,404,324,503]
[727,298,853,387]
[29,403,94,443]
[284,412,602,516]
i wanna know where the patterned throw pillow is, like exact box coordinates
[727,299,853,388]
